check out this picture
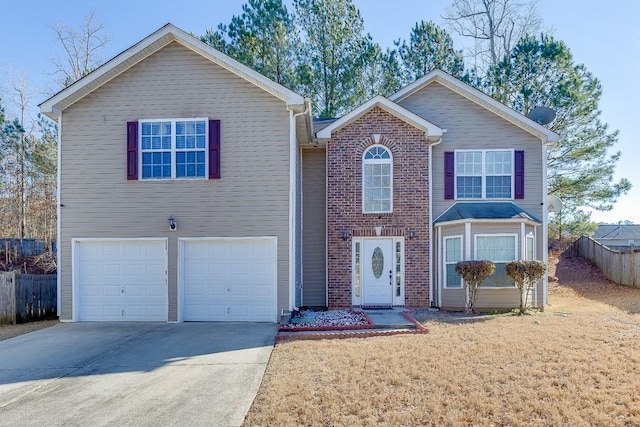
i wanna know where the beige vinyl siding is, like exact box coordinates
[59,42,291,321]
[302,148,327,306]
[400,82,545,262]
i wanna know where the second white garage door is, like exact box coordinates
[181,238,277,322]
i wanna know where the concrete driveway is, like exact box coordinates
[0,322,276,427]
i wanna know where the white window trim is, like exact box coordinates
[139,117,209,181]
[455,149,514,200]
[362,144,393,214]
[443,235,463,289]
[474,233,518,288]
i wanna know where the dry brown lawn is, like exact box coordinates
[244,254,640,426]
[0,319,58,341]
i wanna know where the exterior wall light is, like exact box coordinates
[342,229,349,241]
[168,216,177,231]
[409,229,416,240]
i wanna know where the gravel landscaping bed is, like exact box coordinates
[279,309,371,331]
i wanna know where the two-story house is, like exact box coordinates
[305,71,558,311]
[40,24,558,322]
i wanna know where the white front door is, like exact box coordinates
[362,238,394,305]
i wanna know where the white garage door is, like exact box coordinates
[76,240,167,321]
[182,238,277,322]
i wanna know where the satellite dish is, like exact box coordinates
[547,195,563,213]
[528,107,556,125]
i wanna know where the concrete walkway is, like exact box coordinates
[0,322,276,427]
[362,308,416,328]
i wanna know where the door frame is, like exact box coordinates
[351,236,405,307]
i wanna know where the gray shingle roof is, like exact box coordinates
[434,202,541,224]
[593,224,640,240]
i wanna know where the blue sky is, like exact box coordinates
[1,0,638,223]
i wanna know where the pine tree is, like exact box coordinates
[226,0,298,87]
[293,0,374,118]
[395,21,465,84]
[487,34,631,236]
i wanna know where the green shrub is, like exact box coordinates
[505,260,547,314]
[455,260,496,313]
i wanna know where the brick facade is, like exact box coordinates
[327,107,431,308]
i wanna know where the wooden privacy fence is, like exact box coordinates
[573,236,640,288]
[0,271,57,324]
[0,238,51,257]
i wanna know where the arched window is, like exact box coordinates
[362,145,393,213]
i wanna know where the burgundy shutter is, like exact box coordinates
[514,150,525,199]
[444,151,455,200]
[208,119,221,179]
[126,121,138,180]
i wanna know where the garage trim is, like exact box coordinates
[71,238,169,322]
[177,237,278,323]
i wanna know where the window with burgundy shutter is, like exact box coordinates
[444,152,455,200]
[448,150,524,200]
[126,121,138,180]
[208,119,220,179]
[127,118,221,180]
[514,150,525,199]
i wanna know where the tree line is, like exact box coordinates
[0,0,631,243]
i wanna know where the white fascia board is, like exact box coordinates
[40,23,305,119]
[316,95,443,141]
[390,69,559,144]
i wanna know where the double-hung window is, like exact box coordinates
[140,119,208,180]
[456,150,513,199]
[362,145,393,213]
[444,236,463,288]
[475,234,517,287]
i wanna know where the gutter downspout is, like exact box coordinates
[287,100,311,313]
[542,135,549,308]
[428,131,445,308]
[56,111,62,319]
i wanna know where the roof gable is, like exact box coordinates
[390,69,559,144]
[40,23,305,119]
[315,95,444,142]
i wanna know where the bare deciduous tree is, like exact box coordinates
[0,73,57,245]
[443,0,542,70]
[51,10,109,88]
[8,73,35,239]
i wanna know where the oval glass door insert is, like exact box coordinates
[372,247,384,278]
